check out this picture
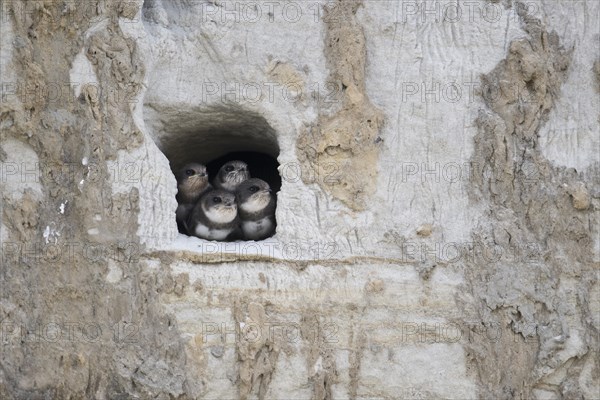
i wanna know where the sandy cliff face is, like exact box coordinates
[0,0,598,399]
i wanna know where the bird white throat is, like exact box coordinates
[220,171,249,191]
[240,192,270,213]
[203,204,237,223]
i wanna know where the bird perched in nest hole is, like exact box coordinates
[175,163,211,234]
[213,160,250,192]
[187,189,240,241]
[236,178,276,241]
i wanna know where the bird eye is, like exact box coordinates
[185,169,194,176]
[249,186,259,193]
[213,197,221,203]
[225,166,234,172]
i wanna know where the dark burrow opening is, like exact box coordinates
[147,107,280,241]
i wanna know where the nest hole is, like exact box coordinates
[146,106,280,240]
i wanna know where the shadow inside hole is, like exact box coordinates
[206,151,281,193]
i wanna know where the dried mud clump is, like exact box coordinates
[296,0,384,211]
[234,302,279,400]
[0,2,188,398]
[464,5,598,399]
[301,313,339,400]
